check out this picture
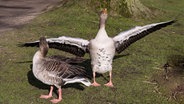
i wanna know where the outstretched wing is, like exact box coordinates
[113,20,175,53]
[48,55,86,64]
[21,36,90,57]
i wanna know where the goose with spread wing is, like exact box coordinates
[22,9,175,87]
[32,37,91,103]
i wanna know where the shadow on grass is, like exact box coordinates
[114,53,130,60]
[27,70,88,90]
[167,55,184,70]
[27,70,50,90]
[79,54,130,82]
[78,59,108,81]
[27,62,94,92]
[26,53,129,92]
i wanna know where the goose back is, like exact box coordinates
[32,37,89,88]
[33,56,87,88]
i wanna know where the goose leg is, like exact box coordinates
[91,71,101,86]
[50,88,62,103]
[40,86,53,99]
[104,71,113,87]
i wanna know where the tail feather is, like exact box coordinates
[63,77,91,86]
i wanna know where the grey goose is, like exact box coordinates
[22,9,175,87]
[32,37,91,103]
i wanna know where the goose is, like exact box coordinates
[32,37,91,103]
[22,9,175,87]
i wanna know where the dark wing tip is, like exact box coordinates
[18,41,86,57]
[17,43,25,47]
[49,42,86,57]
[17,42,39,47]
[170,19,177,23]
[116,20,175,53]
[161,20,176,26]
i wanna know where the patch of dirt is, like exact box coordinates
[0,0,67,33]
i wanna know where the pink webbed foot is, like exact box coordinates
[40,94,52,99]
[40,86,53,99]
[50,98,62,104]
[104,82,114,87]
[91,82,101,87]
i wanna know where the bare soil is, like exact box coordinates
[0,0,64,33]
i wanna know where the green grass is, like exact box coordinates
[0,0,184,104]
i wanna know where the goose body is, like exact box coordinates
[33,51,89,88]
[22,9,175,87]
[32,37,91,103]
[90,27,115,74]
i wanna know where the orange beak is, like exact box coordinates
[102,8,107,14]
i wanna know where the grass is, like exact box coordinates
[0,0,184,104]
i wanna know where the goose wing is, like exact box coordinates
[48,55,86,64]
[21,36,90,57]
[43,58,87,79]
[113,20,175,53]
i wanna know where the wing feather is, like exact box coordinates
[113,20,175,53]
[20,36,90,57]
[43,58,87,79]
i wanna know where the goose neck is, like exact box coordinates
[99,18,106,29]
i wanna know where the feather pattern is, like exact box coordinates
[32,37,91,89]
[22,9,175,88]
[48,55,86,64]
[21,36,89,57]
[20,21,175,57]
[113,20,175,53]
[35,57,88,87]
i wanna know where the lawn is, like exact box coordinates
[0,0,184,104]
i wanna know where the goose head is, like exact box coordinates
[100,8,108,20]
[39,37,49,57]
[99,8,108,28]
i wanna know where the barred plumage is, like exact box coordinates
[32,37,91,103]
[22,9,175,88]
